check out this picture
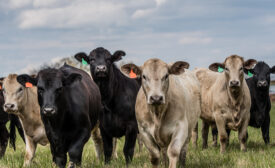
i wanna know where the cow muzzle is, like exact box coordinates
[229,80,240,88]
[3,103,18,113]
[95,65,107,77]
[149,95,164,105]
[42,107,56,116]
[257,80,268,88]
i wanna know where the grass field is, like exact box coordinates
[0,104,275,168]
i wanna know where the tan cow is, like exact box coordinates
[122,59,201,168]
[2,74,48,166]
[193,55,256,153]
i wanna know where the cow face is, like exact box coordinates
[209,55,257,89]
[17,69,81,117]
[74,47,125,79]
[122,59,189,105]
[2,74,26,114]
[246,62,275,89]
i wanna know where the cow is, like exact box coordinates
[2,74,48,166]
[0,78,25,158]
[74,47,140,165]
[121,59,201,168]
[16,64,103,168]
[192,55,256,153]
[211,62,275,145]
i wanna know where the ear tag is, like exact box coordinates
[218,66,224,73]
[129,69,137,78]
[25,82,33,88]
[0,85,2,90]
[247,70,253,77]
[82,58,88,65]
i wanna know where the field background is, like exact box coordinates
[0,103,274,168]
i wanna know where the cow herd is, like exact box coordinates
[0,47,274,168]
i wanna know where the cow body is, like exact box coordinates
[0,81,24,158]
[2,74,48,166]
[75,47,139,164]
[122,59,201,168]
[17,64,103,168]
[193,55,256,153]
[245,62,275,144]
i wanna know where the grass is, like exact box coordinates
[0,104,275,168]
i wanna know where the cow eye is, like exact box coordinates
[225,67,229,71]
[239,67,243,71]
[38,88,44,95]
[162,74,169,81]
[142,75,147,81]
[17,87,23,93]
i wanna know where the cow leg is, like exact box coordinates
[68,129,90,167]
[167,121,188,168]
[123,126,138,165]
[226,129,231,146]
[23,136,37,166]
[55,153,67,168]
[161,148,168,167]
[112,138,118,159]
[211,126,218,147]
[137,134,143,153]
[139,128,160,168]
[261,114,270,144]
[91,126,104,159]
[99,126,113,164]
[0,124,9,158]
[238,119,249,152]
[191,122,198,147]
[179,144,188,168]
[202,121,209,149]
[214,114,227,154]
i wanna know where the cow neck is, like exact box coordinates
[19,88,40,125]
[148,101,169,124]
[94,64,120,104]
[253,82,270,109]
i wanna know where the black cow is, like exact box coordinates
[211,62,275,145]
[17,64,102,168]
[0,78,25,158]
[75,47,140,165]
[245,62,275,144]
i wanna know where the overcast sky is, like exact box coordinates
[0,0,275,76]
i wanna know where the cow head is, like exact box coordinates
[74,47,125,79]
[17,69,82,117]
[209,55,257,89]
[122,59,189,105]
[2,74,27,114]
[245,62,275,89]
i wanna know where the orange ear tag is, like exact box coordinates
[129,69,137,78]
[25,82,33,88]
[0,85,2,90]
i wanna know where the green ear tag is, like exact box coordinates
[218,66,224,73]
[82,58,88,65]
[248,70,253,77]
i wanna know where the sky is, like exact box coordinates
[0,0,275,76]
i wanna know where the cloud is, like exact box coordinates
[18,0,127,29]
[8,0,31,9]
[132,0,166,18]
[178,32,212,45]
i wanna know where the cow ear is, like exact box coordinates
[63,73,82,86]
[121,63,142,78]
[270,65,275,74]
[111,50,126,62]
[209,63,224,72]
[17,74,37,87]
[0,77,4,90]
[244,59,257,69]
[169,61,189,75]
[74,52,89,64]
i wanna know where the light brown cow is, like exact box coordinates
[2,74,48,166]
[193,55,256,153]
[122,59,201,168]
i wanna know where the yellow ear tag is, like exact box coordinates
[129,69,137,78]
[25,82,33,88]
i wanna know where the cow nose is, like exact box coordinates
[150,95,164,105]
[230,80,240,87]
[4,103,15,110]
[96,65,107,72]
[257,80,268,87]
[43,107,56,115]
